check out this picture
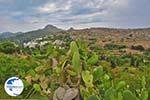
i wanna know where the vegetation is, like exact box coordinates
[0,41,19,54]
[131,45,145,51]
[0,36,149,99]
[104,43,127,50]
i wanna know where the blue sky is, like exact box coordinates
[0,0,150,32]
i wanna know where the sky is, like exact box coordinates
[0,0,150,32]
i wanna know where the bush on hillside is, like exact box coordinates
[104,43,127,50]
[0,41,19,54]
[131,45,145,51]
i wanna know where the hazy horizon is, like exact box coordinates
[0,0,150,32]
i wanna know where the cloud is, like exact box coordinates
[0,15,48,32]
[0,0,150,32]
[33,0,129,27]
[37,1,71,13]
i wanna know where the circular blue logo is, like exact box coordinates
[4,77,24,96]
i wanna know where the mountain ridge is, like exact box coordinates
[6,25,64,43]
[1,24,150,45]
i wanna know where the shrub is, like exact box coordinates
[131,45,145,51]
[0,41,19,54]
[144,48,150,56]
[104,43,127,50]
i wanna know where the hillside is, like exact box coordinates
[1,25,150,48]
[0,32,23,39]
[6,25,64,43]
[67,28,150,48]
[0,40,150,99]
[0,32,17,39]
[0,26,150,99]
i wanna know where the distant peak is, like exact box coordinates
[68,27,75,31]
[2,32,13,34]
[44,25,58,29]
[43,24,63,33]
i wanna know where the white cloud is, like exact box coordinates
[36,1,71,13]
[0,0,150,32]
[37,3,57,13]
